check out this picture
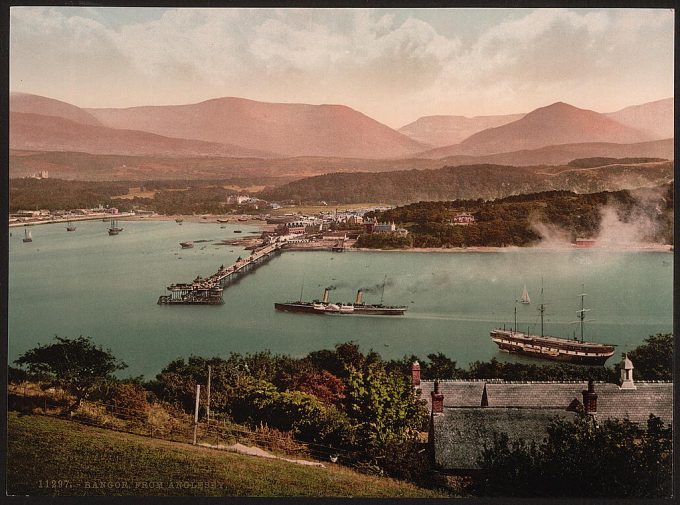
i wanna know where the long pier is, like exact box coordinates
[158,241,283,305]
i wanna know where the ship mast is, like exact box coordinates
[577,284,590,343]
[514,301,517,333]
[380,274,387,304]
[299,273,305,302]
[539,277,545,337]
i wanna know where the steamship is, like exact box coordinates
[490,287,615,365]
[275,287,407,316]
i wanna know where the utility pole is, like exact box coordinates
[206,365,211,423]
[193,384,201,445]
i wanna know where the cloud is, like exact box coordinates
[9,7,674,127]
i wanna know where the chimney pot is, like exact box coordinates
[620,353,636,390]
[411,361,421,387]
[582,379,598,415]
[431,379,444,414]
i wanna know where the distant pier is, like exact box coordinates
[157,242,283,305]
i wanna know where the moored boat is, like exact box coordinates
[22,228,32,243]
[490,285,615,365]
[66,221,76,231]
[180,241,194,249]
[108,219,123,235]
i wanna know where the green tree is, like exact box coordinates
[624,333,673,380]
[14,336,127,412]
[424,352,463,379]
[343,362,427,457]
[475,414,672,497]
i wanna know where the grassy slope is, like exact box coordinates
[7,412,446,497]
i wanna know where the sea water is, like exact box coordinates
[8,220,673,378]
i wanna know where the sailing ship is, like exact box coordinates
[520,284,530,304]
[66,221,76,232]
[108,219,124,235]
[22,228,32,243]
[490,285,615,365]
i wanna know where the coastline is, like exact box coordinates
[9,214,672,253]
[351,244,673,253]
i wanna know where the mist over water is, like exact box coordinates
[8,220,673,377]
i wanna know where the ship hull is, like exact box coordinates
[491,329,615,366]
[274,302,321,314]
[274,302,406,316]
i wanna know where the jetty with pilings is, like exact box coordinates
[157,241,283,305]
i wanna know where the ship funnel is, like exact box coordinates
[322,288,329,304]
[355,290,363,305]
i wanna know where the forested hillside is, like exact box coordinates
[363,184,674,248]
[261,161,673,204]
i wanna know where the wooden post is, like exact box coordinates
[206,365,211,423]
[193,384,201,445]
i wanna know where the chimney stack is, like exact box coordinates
[411,361,421,387]
[355,290,363,305]
[581,380,598,415]
[322,288,329,304]
[431,379,444,414]
[620,353,636,390]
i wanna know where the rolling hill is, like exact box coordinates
[9,112,274,158]
[453,102,654,155]
[398,113,525,147]
[10,92,102,126]
[10,136,673,182]
[606,98,674,140]
[428,138,674,165]
[87,97,429,159]
[260,161,674,204]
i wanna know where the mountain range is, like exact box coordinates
[9,92,673,175]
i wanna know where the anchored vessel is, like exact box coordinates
[22,228,32,243]
[275,287,407,316]
[180,241,194,249]
[66,221,76,232]
[490,286,615,365]
[108,219,123,236]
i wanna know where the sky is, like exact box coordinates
[9,7,675,128]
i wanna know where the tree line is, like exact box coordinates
[260,161,673,204]
[359,184,674,248]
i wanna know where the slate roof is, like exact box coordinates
[419,380,672,425]
[432,408,576,470]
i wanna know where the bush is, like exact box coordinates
[474,414,672,497]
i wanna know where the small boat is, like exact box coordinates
[108,219,123,236]
[234,230,242,234]
[22,228,32,243]
[217,219,230,223]
[175,218,184,223]
[180,241,194,249]
[238,217,248,222]
[520,284,531,304]
[66,221,76,232]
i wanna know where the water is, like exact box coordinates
[8,220,673,378]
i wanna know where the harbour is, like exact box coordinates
[8,219,673,378]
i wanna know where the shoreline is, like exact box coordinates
[351,244,673,253]
[9,214,672,253]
